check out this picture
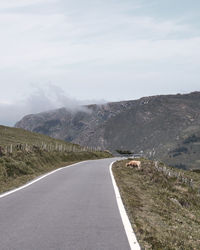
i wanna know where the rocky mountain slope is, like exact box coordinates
[16,92,200,169]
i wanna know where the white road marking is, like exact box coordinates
[1,158,140,249]
[109,161,141,250]
[0,161,88,199]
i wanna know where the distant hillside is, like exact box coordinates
[0,125,80,149]
[16,92,200,170]
[0,125,111,193]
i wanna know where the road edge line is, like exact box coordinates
[109,161,141,250]
[0,161,89,199]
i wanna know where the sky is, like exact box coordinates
[0,0,200,125]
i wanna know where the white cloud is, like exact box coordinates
[0,0,56,9]
[0,84,102,126]
[0,0,199,125]
[0,8,199,71]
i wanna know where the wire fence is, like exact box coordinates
[0,143,102,156]
[154,161,194,189]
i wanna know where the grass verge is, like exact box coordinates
[0,149,112,194]
[113,159,200,249]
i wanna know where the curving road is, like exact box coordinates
[0,158,131,250]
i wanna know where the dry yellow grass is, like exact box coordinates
[113,159,200,249]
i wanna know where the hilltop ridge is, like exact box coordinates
[16,92,200,169]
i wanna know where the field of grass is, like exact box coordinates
[113,159,200,249]
[0,125,112,193]
[0,125,83,150]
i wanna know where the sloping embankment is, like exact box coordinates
[0,150,112,194]
[113,159,200,249]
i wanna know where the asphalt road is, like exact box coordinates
[0,158,131,250]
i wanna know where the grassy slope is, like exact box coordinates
[0,125,79,147]
[113,159,200,250]
[0,125,112,193]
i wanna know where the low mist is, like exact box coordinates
[0,85,106,126]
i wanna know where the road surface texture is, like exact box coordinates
[0,158,131,250]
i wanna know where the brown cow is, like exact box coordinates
[126,160,141,169]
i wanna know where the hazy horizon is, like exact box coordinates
[0,0,200,125]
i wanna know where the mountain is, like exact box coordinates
[15,92,200,170]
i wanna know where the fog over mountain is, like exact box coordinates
[16,91,200,170]
[0,85,106,126]
[1,0,200,115]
